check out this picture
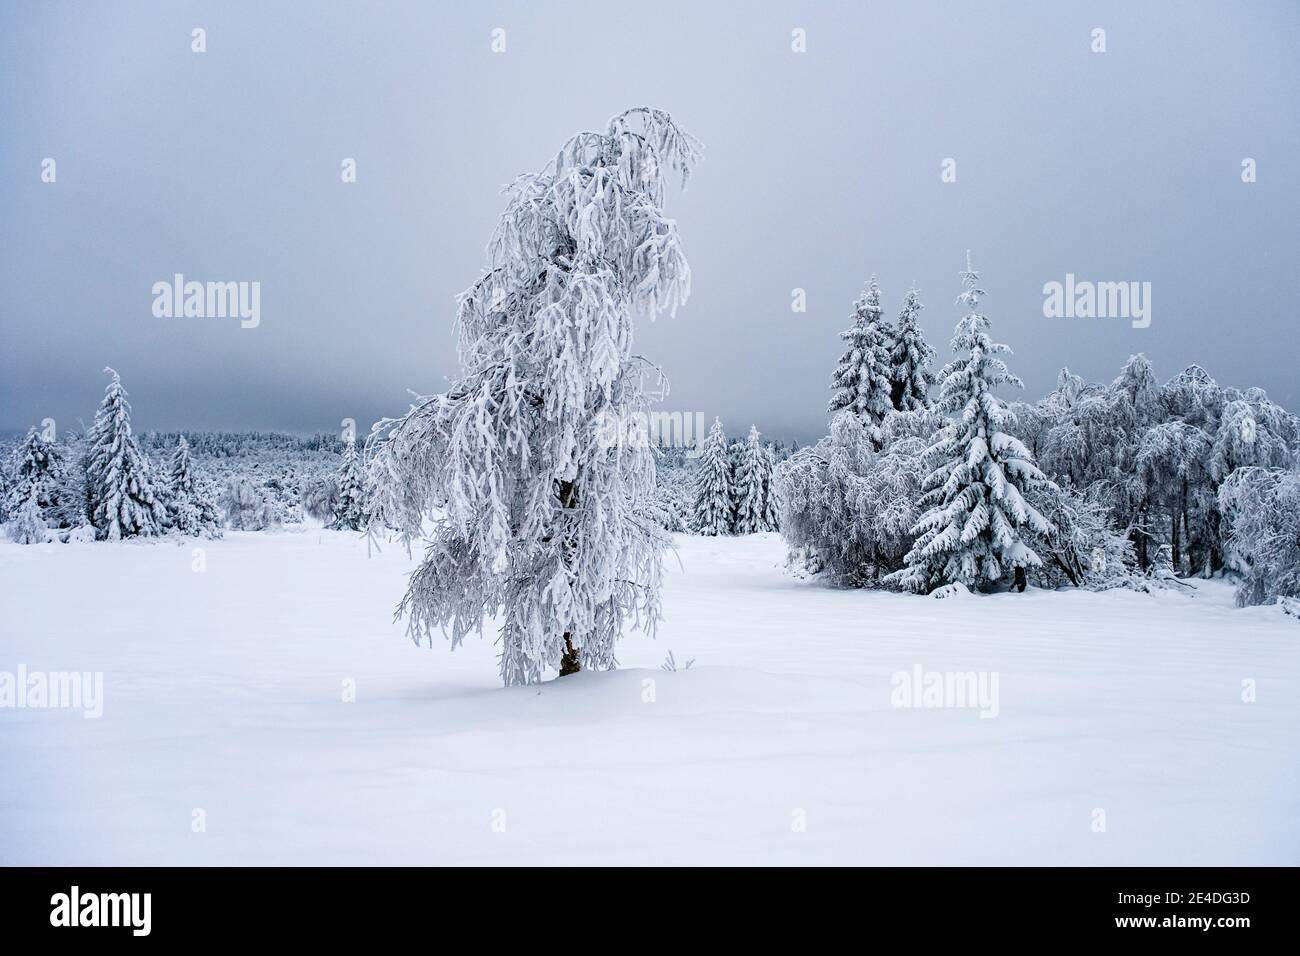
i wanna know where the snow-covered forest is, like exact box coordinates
[7,258,1296,622]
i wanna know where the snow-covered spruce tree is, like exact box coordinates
[85,368,165,540]
[7,483,49,544]
[733,426,778,533]
[692,417,733,536]
[164,436,220,536]
[330,439,368,530]
[365,108,700,686]
[888,285,936,412]
[886,255,1053,594]
[6,427,64,521]
[828,276,894,432]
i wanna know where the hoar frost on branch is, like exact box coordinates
[366,108,701,686]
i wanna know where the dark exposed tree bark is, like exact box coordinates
[557,477,582,677]
[1170,503,1181,574]
[559,633,581,676]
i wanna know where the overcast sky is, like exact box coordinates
[2,0,1297,442]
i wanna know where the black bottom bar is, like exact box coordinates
[0,866,1286,942]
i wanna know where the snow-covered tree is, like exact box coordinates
[887,255,1053,594]
[1162,364,1224,431]
[1218,466,1300,606]
[301,476,339,524]
[365,107,700,686]
[888,286,935,411]
[828,276,894,430]
[84,368,165,540]
[7,483,49,544]
[1101,353,1166,566]
[1025,480,1138,590]
[775,409,930,585]
[760,443,781,532]
[733,426,778,533]
[1136,421,1212,575]
[1211,397,1295,481]
[168,435,197,495]
[164,436,220,536]
[330,439,368,530]
[726,436,746,529]
[692,417,733,536]
[1111,353,1162,420]
[219,478,280,531]
[6,427,65,521]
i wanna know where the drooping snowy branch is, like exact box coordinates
[366,108,700,685]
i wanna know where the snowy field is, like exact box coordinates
[2,529,1297,866]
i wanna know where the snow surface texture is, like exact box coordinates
[1,530,1297,865]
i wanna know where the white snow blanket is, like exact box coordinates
[1,530,1296,864]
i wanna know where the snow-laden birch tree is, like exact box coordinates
[887,255,1053,594]
[366,108,701,686]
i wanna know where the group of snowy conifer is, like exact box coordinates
[2,368,220,543]
[776,255,1300,607]
[689,418,780,535]
[3,368,373,543]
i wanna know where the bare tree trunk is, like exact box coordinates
[557,477,581,677]
[559,633,581,676]
[1170,504,1181,575]
[1132,505,1149,572]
